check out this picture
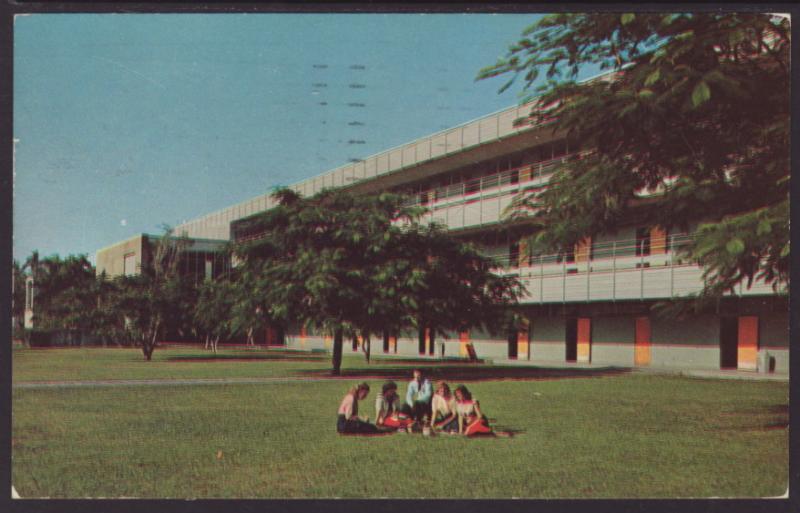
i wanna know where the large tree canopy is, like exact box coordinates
[479,13,789,298]
[14,253,97,334]
[233,188,521,374]
[109,230,195,360]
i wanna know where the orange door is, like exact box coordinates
[575,237,592,263]
[518,320,530,360]
[651,226,668,254]
[424,328,432,355]
[737,316,758,371]
[577,318,591,362]
[459,330,469,357]
[634,317,651,366]
[519,238,529,267]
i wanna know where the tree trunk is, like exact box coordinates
[142,339,154,361]
[418,325,426,355]
[429,329,436,356]
[383,330,390,353]
[143,320,160,361]
[362,331,371,364]
[351,335,358,352]
[213,336,219,355]
[332,328,343,376]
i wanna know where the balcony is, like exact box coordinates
[493,235,781,303]
[406,151,584,230]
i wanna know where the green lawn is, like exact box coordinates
[12,346,337,382]
[12,347,789,498]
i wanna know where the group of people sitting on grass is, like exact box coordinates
[336,369,498,437]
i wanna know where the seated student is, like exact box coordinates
[402,369,433,424]
[430,381,458,433]
[337,382,379,434]
[374,381,414,431]
[454,384,493,437]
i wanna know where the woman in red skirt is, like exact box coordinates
[454,384,493,436]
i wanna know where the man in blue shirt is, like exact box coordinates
[403,369,433,425]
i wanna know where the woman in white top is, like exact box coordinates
[454,384,493,436]
[430,381,458,433]
[336,382,379,434]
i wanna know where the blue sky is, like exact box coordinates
[14,13,548,263]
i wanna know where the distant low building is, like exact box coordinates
[95,233,230,283]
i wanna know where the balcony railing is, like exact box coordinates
[492,233,694,270]
[404,151,584,209]
[489,234,780,302]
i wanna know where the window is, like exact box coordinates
[464,175,480,194]
[123,253,137,276]
[508,241,520,268]
[635,227,651,256]
[553,140,567,158]
[557,247,575,264]
[25,279,33,309]
[205,258,213,281]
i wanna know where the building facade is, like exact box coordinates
[97,100,789,373]
[96,233,230,283]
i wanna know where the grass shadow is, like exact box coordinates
[165,353,329,363]
[298,365,631,382]
[715,403,789,432]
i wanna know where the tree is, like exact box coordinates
[12,252,136,347]
[91,272,131,347]
[234,188,422,374]
[12,260,26,337]
[33,255,99,334]
[478,13,789,299]
[233,188,521,375]
[390,222,522,355]
[13,253,99,343]
[194,276,239,354]
[110,229,193,360]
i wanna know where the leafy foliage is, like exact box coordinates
[15,253,98,336]
[108,230,195,360]
[480,13,789,296]
[12,259,27,336]
[233,188,521,374]
[194,276,239,353]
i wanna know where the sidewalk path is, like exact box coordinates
[489,358,789,382]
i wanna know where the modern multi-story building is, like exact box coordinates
[96,97,789,374]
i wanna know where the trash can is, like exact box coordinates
[758,350,771,374]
